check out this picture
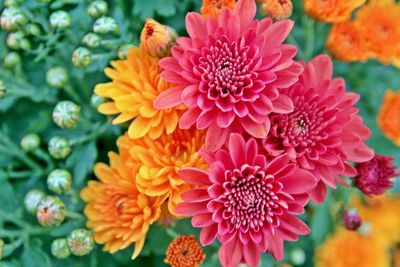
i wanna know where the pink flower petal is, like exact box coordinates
[228,133,246,168]
[200,224,218,246]
[272,94,294,114]
[243,241,261,267]
[186,12,207,38]
[279,169,317,194]
[241,117,270,138]
[153,87,183,109]
[234,0,256,32]
[218,238,243,267]
[179,108,201,129]
[178,168,211,186]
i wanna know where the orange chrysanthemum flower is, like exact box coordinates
[260,0,293,20]
[119,128,206,215]
[303,0,367,23]
[95,47,185,140]
[81,138,162,259]
[355,1,400,64]
[164,235,205,267]
[200,0,236,19]
[378,90,400,146]
[327,21,371,62]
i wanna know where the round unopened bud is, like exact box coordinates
[0,239,4,260]
[117,44,133,59]
[24,189,45,214]
[90,94,104,108]
[46,67,68,89]
[53,101,81,129]
[5,0,24,7]
[51,238,71,259]
[93,16,119,34]
[37,196,66,227]
[0,7,29,32]
[20,133,41,152]
[26,23,41,36]
[289,248,306,265]
[83,33,101,48]
[0,80,5,99]
[6,31,24,49]
[48,136,71,159]
[87,1,108,18]
[4,51,21,68]
[342,209,362,231]
[49,11,71,30]
[47,169,72,194]
[72,47,92,68]
[67,229,94,256]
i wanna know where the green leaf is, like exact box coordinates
[0,179,18,212]
[21,240,52,267]
[132,0,177,20]
[310,201,334,245]
[66,141,98,187]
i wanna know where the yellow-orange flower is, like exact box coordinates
[303,0,366,23]
[355,1,400,64]
[200,0,236,19]
[140,18,177,58]
[81,138,162,259]
[260,0,293,21]
[315,227,390,267]
[164,235,205,267]
[327,21,371,62]
[119,128,206,216]
[95,47,185,140]
[378,90,400,146]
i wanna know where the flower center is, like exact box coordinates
[221,164,286,231]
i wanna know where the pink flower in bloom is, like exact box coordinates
[262,55,374,203]
[355,155,399,196]
[175,134,316,267]
[154,0,303,150]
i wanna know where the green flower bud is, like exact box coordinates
[0,80,5,100]
[6,31,24,49]
[72,47,92,68]
[93,16,119,34]
[47,169,72,194]
[4,52,21,68]
[37,196,66,227]
[118,44,134,59]
[24,189,45,214]
[87,1,108,18]
[5,0,24,7]
[46,67,68,89]
[82,33,101,48]
[53,101,81,129]
[289,248,306,266]
[26,23,41,36]
[48,136,71,159]
[0,7,29,32]
[20,133,41,152]
[67,229,94,256]
[49,11,71,30]
[0,239,4,260]
[90,94,104,109]
[51,238,71,259]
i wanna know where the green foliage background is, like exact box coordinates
[0,0,399,266]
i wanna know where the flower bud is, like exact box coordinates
[117,43,133,59]
[93,16,119,34]
[87,1,108,18]
[0,80,5,100]
[24,189,45,214]
[0,239,4,260]
[20,133,41,152]
[82,33,101,48]
[72,47,92,68]
[90,93,104,108]
[4,51,21,68]
[0,7,29,32]
[6,31,24,49]
[46,67,68,89]
[26,23,41,36]
[48,136,71,159]
[342,209,362,231]
[49,11,71,30]
[140,18,177,58]
[53,101,81,128]
[37,196,66,227]
[47,169,72,194]
[51,238,71,259]
[261,0,293,21]
[67,229,94,256]
[289,248,306,265]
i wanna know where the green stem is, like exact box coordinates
[304,17,315,60]
[69,123,110,146]
[7,169,36,179]
[67,211,85,221]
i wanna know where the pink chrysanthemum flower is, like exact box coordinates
[154,0,303,150]
[175,134,316,267]
[355,155,399,196]
[262,55,374,203]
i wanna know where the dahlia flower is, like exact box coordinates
[303,0,366,23]
[200,0,236,19]
[81,138,162,259]
[262,55,374,203]
[155,0,303,150]
[378,90,400,146]
[119,128,206,216]
[164,235,206,267]
[176,134,316,266]
[354,155,399,196]
[95,46,185,140]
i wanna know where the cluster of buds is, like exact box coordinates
[140,19,177,58]
[48,136,71,159]
[47,169,72,194]
[67,229,94,256]
[20,133,41,152]
[49,11,72,30]
[24,189,45,214]
[46,67,68,89]
[36,196,66,227]
[6,31,30,50]
[0,80,5,99]
[52,101,81,129]
[0,7,28,32]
